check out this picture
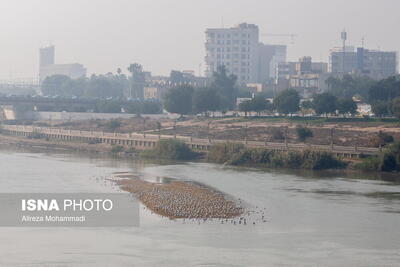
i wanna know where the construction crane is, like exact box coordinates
[261,33,298,44]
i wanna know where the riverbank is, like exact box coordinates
[0,134,113,153]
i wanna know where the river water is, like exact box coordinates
[0,149,399,267]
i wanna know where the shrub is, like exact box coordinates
[106,120,121,132]
[296,126,313,142]
[142,139,198,160]
[357,141,400,172]
[208,142,245,164]
[369,131,394,147]
[208,143,346,170]
[355,156,381,171]
[270,128,285,141]
[380,153,397,172]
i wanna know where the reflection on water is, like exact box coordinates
[0,147,399,267]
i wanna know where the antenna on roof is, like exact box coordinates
[221,17,224,28]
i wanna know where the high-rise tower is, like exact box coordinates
[39,46,55,67]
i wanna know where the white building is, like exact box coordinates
[205,23,287,85]
[205,23,261,84]
[39,46,87,82]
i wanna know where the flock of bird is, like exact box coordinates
[93,173,267,226]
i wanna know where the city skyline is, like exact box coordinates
[1,0,399,79]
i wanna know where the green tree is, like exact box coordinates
[106,119,122,132]
[86,75,122,99]
[296,126,313,142]
[210,65,237,111]
[274,89,300,115]
[238,100,253,117]
[192,87,220,115]
[372,101,390,117]
[327,74,374,99]
[313,93,337,116]
[252,96,270,116]
[163,85,194,116]
[337,98,357,116]
[41,75,71,96]
[391,97,400,119]
[369,76,400,104]
[127,63,145,99]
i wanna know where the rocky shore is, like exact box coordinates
[115,178,244,219]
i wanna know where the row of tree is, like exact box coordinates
[238,89,358,117]
[326,75,400,118]
[41,64,146,99]
[368,76,400,118]
[163,66,237,116]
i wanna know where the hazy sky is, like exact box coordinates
[0,0,399,79]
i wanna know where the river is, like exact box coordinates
[0,148,399,267]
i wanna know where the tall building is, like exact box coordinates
[39,46,86,82]
[205,23,287,85]
[330,46,397,79]
[206,23,269,85]
[39,46,55,67]
[258,44,287,83]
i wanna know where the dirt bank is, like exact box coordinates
[0,134,113,154]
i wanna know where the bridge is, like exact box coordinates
[1,125,381,158]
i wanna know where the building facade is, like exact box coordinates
[277,57,329,98]
[330,46,397,79]
[40,64,87,82]
[205,23,260,84]
[205,23,287,85]
[39,46,87,82]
